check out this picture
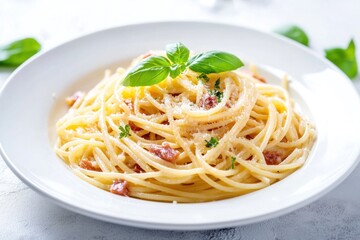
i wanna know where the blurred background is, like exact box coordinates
[1,0,359,85]
[0,0,359,239]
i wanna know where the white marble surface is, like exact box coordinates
[1,0,360,239]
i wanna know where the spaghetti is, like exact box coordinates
[55,54,316,203]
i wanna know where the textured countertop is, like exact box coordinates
[1,0,360,239]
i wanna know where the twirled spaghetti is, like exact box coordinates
[55,54,316,203]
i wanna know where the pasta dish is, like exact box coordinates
[55,45,316,203]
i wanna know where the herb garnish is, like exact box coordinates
[209,78,223,102]
[274,25,309,46]
[209,89,223,102]
[214,78,220,89]
[205,137,219,148]
[187,51,243,74]
[274,26,358,79]
[197,73,210,82]
[166,42,189,65]
[123,42,243,87]
[325,39,358,79]
[230,156,236,169]
[0,38,41,67]
[119,124,131,139]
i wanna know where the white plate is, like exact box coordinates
[0,22,360,230]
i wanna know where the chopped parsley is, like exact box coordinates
[197,73,210,82]
[210,90,223,102]
[230,156,236,169]
[209,78,223,102]
[214,78,220,89]
[205,137,219,148]
[119,124,131,139]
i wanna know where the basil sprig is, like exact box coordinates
[325,39,358,79]
[0,38,41,67]
[274,25,358,79]
[275,25,310,46]
[123,42,244,87]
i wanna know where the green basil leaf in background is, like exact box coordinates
[169,64,186,79]
[275,25,310,46]
[166,42,190,64]
[187,51,244,74]
[0,38,41,67]
[122,56,171,86]
[325,39,358,79]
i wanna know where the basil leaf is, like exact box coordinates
[169,64,186,79]
[0,38,41,67]
[325,39,358,79]
[123,56,171,86]
[187,51,243,74]
[166,42,190,64]
[275,25,309,46]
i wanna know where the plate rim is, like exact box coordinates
[1,21,360,230]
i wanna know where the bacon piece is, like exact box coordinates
[129,121,142,132]
[199,93,218,110]
[239,68,267,83]
[124,99,133,110]
[66,91,84,107]
[79,159,101,171]
[263,150,282,165]
[110,179,129,196]
[149,142,180,162]
[170,93,181,97]
[133,164,144,173]
[253,74,267,83]
[245,135,254,140]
